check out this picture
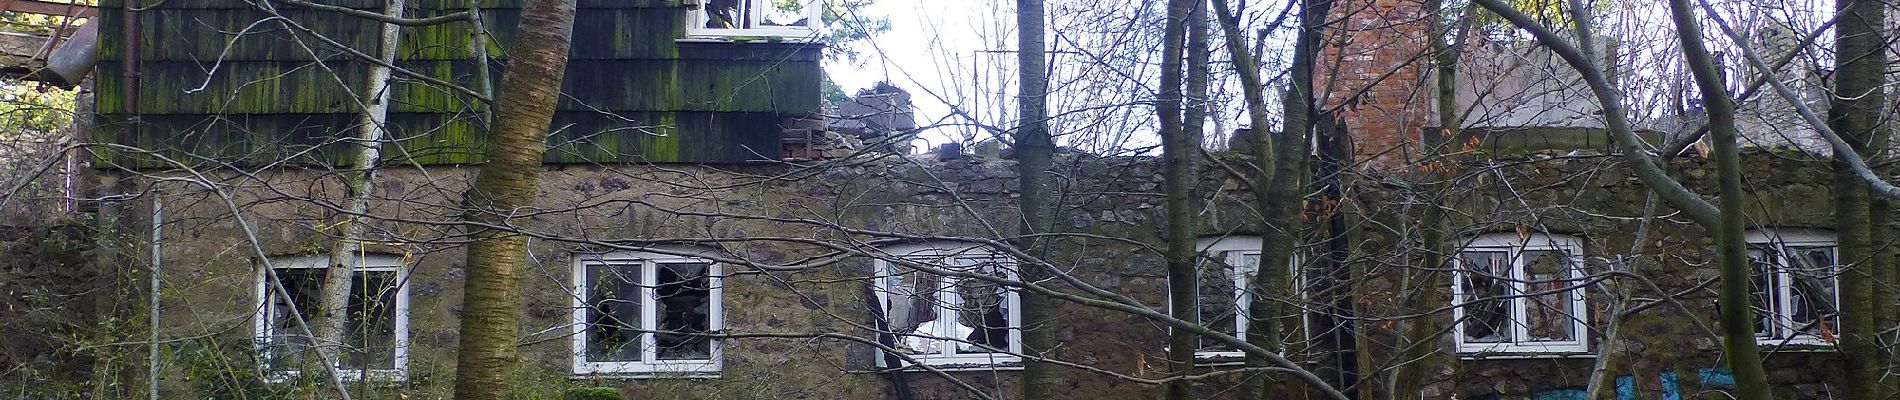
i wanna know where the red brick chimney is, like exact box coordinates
[1316,0,1435,169]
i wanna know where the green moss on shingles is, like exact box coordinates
[647,112,681,161]
[98,2,820,167]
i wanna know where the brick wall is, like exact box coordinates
[1318,0,1435,169]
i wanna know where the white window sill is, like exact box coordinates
[1193,350,1293,363]
[573,361,721,378]
[875,356,1024,372]
[266,369,407,384]
[680,30,825,43]
[1196,351,1245,360]
[569,372,721,380]
[1458,352,1597,360]
[1755,336,1836,351]
[891,364,1025,372]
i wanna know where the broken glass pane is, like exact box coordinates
[1522,250,1575,342]
[1785,246,1837,337]
[586,263,642,362]
[952,257,1009,354]
[703,0,746,28]
[655,263,714,360]
[889,258,944,355]
[760,0,811,28]
[1746,246,1776,337]
[1195,252,1254,352]
[1459,251,1512,343]
[343,271,399,370]
[264,268,322,371]
[264,267,399,371]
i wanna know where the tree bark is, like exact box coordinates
[1391,0,1461,397]
[1662,0,1771,398]
[450,0,575,397]
[1014,0,1062,396]
[314,0,404,382]
[1827,0,1889,397]
[1157,0,1195,398]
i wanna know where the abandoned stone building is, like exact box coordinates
[9,0,1863,398]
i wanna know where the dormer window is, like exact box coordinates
[687,0,822,39]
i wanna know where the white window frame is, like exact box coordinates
[685,0,823,40]
[1189,236,1302,360]
[872,242,1023,369]
[1450,233,1590,355]
[252,254,410,381]
[570,250,725,377]
[1745,229,1838,347]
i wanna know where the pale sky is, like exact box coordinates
[828,0,1022,152]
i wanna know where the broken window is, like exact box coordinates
[1452,233,1588,354]
[254,254,408,380]
[1188,236,1302,359]
[1745,230,1839,345]
[873,243,1020,368]
[687,0,821,38]
[573,252,723,376]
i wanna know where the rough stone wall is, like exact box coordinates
[1342,150,1845,399]
[122,150,1851,399]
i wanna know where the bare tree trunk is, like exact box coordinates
[451,0,576,397]
[1014,0,1062,396]
[313,0,404,380]
[1662,0,1771,398]
[1259,0,1331,397]
[1209,1,1308,397]
[1828,0,1889,397]
[1157,0,1195,398]
[1391,0,1460,396]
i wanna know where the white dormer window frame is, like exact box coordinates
[1187,236,1303,360]
[1450,232,1591,356]
[570,249,725,377]
[1744,229,1839,347]
[872,242,1023,370]
[686,0,823,40]
[252,254,410,382]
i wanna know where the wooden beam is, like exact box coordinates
[0,0,95,18]
[0,30,48,75]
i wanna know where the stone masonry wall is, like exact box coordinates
[121,150,1849,399]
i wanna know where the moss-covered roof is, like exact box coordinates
[94,0,822,168]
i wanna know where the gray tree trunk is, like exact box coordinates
[1014,0,1062,397]
[1828,0,1889,397]
[1157,0,1196,398]
[1663,0,1772,397]
[1391,0,1461,397]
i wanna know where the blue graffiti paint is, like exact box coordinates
[1516,367,1732,400]
[1698,367,1735,387]
[1661,371,1681,400]
[1532,389,1588,400]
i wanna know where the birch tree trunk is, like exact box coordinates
[451,0,575,397]
[313,0,405,380]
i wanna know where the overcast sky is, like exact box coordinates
[826,0,1019,152]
